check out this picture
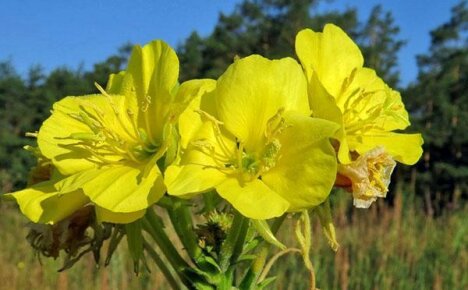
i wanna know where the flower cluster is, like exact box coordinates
[3,24,422,288]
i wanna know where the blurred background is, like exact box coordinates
[0,0,466,289]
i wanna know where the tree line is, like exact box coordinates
[1,0,466,214]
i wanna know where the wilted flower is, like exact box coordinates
[26,205,114,270]
[336,147,396,208]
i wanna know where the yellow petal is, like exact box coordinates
[56,162,165,213]
[106,71,126,94]
[38,94,134,175]
[38,96,98,175]
[120,40,179,143]
[216,178,289,219]
[5,182,89,224]
[262,113,338,210]
[95,206,146,224]
[165,164,227,197]
[166,113,235,196]
[179,89,218,149]
[348,132,424,165]
[296,24,363,98]
[335,68,410,132]
[216,55,309,153]
[378,89,411,131]
[174,79,216,113]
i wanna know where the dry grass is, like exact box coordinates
[0,190,466,290]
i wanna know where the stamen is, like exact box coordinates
[195,109,235,161]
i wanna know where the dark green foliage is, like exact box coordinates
[0,62,37,192]
[405,0,468,214]
[357,5,406,87]
[178,0,338,80]
[177,0,404,86]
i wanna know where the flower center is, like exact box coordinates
[64,92,162,165]
[191,108,285,182]
[337,69,398,135]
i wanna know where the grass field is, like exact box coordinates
[0,191,466,290]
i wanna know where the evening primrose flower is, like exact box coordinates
[295,24,423,165]
[295,24,423,205]
[5,40,213,224]
[165,55,339,219]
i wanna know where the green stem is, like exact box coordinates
[142,209,193,288]
[165,198,202,262]
[239,246,268,289]
[219,211,249,272]
[295,211,316,290]
[258,248,301,282]
[230,215,249,265]
[239,215,287,289]
[144,240,180,290]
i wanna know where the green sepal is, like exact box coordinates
[125,219,144,274]
[257,276,277,289]
[315,198,339,251]
[105,225,125,266]
[252,220,286,250]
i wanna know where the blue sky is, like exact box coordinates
[0,0,460,86]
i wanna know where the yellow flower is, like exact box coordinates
[165,55,339,219]
[295,24,423,166]
[5,40,213,224]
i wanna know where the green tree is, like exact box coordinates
[178,0,333,80]
[0,62,35,192]
[406,0,468,214]
[357,5,405,86]
[178,0,403,86]
[85,42,132,87]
